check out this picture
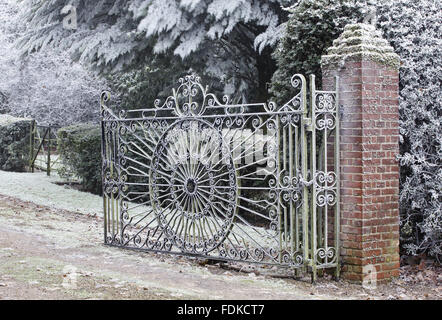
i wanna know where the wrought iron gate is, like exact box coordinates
[100,74,340,280]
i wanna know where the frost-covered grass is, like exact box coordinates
[0,170,279,252]
[0,170,103,215]
[33,154,63,171]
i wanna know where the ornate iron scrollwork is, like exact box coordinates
[100,74,340,279]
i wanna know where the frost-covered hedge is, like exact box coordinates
[57,124,102,194]
[0,114,32,171]
[0,91,9,114]
[377,0,441,260]
[271,0,441,260]
[270,0,371,104]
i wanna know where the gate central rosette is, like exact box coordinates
[149,119,238,254]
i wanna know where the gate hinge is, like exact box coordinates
[303,117,313,131]
[339,104,344,119]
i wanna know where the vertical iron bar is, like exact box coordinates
[283,124,288,251]
[277,114,282,263]
[110,128,115,238]
[299,75,309,271]
[295,126,299,253]
[115,122,123,242]
[321,119,327,275]
[100,93,108,244]
[310,75,318,282]
[289,120,294,257]
[334,76,341,278]
[318,141,324,252]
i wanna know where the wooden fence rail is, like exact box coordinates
[29,122,60,176]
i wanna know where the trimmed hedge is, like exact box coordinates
[0,115,33,172]
[57,124,102,194]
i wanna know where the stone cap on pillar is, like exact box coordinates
[321,23,400,70]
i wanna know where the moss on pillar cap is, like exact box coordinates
[321,23,400,69]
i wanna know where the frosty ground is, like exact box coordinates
[0,170,440,300]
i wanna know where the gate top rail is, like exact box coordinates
[100,74,310,122]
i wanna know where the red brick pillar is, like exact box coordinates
[321,24,401,283]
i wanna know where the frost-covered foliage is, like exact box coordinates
[135,0,285,57]
[109,53,230,111]
[5,51,109,126]
[132,0,291,101]
[0,91,10,114]
[0,0,109,126]
[272,0,441,260]
[109,55,196,111]
[377,0,441,260]
[0,115,32,172]
[57,124,102,194]
[270,0,373,104]
[17,0,140,72]
[0,0,18,115]
[17,0,292,102]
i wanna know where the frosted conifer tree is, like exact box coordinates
[17,0,293,102]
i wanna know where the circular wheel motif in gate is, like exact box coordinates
[149,119,238,254]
